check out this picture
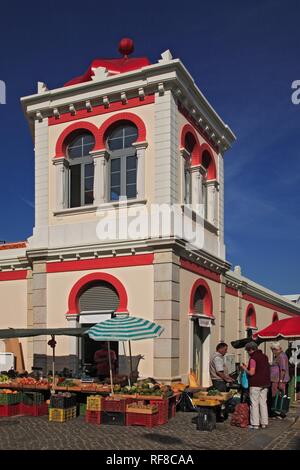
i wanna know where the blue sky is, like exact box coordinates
[0,0,299,294]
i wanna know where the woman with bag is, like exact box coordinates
[270,342,290,418]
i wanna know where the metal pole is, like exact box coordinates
[107,341,114,396]
[52,335,55,395]
[123,341,131,387]
[128,341,133,385]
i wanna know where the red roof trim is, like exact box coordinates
[225,286,239,297]
[242,293,297,317]
[0,242,27,251]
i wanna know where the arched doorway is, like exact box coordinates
[67,272,128,376]
[245,304,257,337]
[79,281,120,370]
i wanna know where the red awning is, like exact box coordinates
[253,316,300,340]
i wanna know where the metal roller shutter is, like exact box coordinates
[79,281,120,313]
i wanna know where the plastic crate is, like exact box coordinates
[150,399,168,425]
[0,404,21,417]
[20,403,48,416]
[126,411,159,428]
[0,392,22,405]
[85,410,101,425]
[100,410,126,425]
[103,397,134,413]
[169,396,177,419]
[49,406,77,422]
[87,395,102,411]
[22,391,44,406]
[50,393,77,409]
[80,403,86,416]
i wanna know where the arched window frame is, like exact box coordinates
[66,131,96,207]
[189,279,214,318]
[245,304,257,337]
[272,312,279,323]
[105,122,138,201]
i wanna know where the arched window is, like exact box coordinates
[272,312,279,323]
[190,279,213,317]
[106,122,138,201]
[67,132,95,207]
[183,133,194,204]
[245,304,257,337]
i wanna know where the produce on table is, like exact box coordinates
[0,374,10,384]
[113,379,173,398]
[0,389,18,394]
[207,389,219,396]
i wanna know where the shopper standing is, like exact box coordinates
[241,342,270,429]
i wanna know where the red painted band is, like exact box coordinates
[225,286,239,297]
[0,270,28,281]
[180,258,221,283]
[49,95,154,126]
[47,254,154,273]
[0,242,27,251]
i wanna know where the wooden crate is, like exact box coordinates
[192,398,220,407]
[194,391,232,401]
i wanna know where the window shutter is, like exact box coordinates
[79,282,120,312]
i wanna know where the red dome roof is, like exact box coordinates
[64,38,151,87]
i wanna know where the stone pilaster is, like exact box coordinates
[220,274,226,342]
[153,250,181,382]
[26,270,34,371]
[32,261,47,373]
[52,157,69,210]
[91,150,108,206]
[132,141,148,200]
[154,90,179,205]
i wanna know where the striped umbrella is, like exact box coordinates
[87,316,164,393]
[87,315,164,342]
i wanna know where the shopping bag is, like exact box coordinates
[241,371,249,389]
[271,391,290,414]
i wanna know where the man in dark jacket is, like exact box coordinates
[241,342,270,429]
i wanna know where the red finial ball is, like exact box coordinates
[118,38,134,57]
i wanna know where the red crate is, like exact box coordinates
[20,403,48,416]
[0,404,20,417]
[150,399,168,425]
[103,397,135,413]
[169,396,176,418]
[85,410,101,425]
[126,411,159,428]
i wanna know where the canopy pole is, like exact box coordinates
[294,348,298,402]
[128,341,133,385]
[123,341,131,387]
[48,335,57,395]
[107,341,114,396]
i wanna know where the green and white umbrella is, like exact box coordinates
[87,315,164,342]
[87,315,164,393]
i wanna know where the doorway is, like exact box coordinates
[192,319,210,385]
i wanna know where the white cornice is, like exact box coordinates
[21,59,236,149]
[226,270,300,315]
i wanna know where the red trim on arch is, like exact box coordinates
[242,293,296,317]
[180,124,201,165]
[245,304,257,328]
[47,254,154,273]
[178,102,219,153]
[272,312,279,323]
[0,270,28,281]
[180,258,221,283]
[189,278,213,317]
[48,95,154,126]
[67,272,128,315]
[54,121,101,158]
[200,144,217,180]
[98,112,147,148]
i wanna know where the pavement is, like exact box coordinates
[0,405,299,450]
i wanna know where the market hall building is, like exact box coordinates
[0,39,299,386]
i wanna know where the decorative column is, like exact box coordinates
[52,157,69,211]
[206,179,219,226]
[90,149,108,206]
[132,141,148,200]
